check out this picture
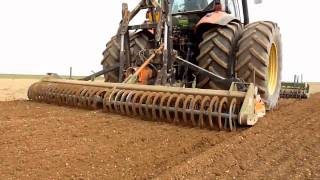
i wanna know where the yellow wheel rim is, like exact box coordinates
[267,43,279,95]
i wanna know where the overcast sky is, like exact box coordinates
[0,0,319,81]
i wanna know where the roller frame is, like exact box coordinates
[28,77,264,128]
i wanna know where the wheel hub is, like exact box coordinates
[267,43,279,95]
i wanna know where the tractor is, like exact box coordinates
[28,0,282,131]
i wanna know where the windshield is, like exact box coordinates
[172,0,213,13]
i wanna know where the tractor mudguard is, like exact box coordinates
[195,11,240,33]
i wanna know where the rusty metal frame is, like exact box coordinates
[116,0,168,84]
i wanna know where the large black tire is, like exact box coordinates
[101,32,153,82]
[196,21,243,89]
[236,21,282,109]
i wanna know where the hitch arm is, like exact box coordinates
[124,44,164,84]
[80,63,120,81]
[175,56,238,89]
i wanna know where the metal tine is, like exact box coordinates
[28,81,242,131]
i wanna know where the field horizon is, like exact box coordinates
[0,74,320,101]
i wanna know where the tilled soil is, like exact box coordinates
[0,95,319,179]
[0,79,38,101]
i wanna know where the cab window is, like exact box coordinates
[172,0,212,13]
[226,0,237,17]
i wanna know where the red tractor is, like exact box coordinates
[101,0,282,109]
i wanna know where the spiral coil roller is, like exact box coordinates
[28,78,262,131]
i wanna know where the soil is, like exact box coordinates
[0,94,319,179]
[309,83,320,94]
[0,79,37,101]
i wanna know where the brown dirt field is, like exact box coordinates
[0,94,319,179]
[0,78,104,101]
[310,83,320,94]
[0,79,38,101]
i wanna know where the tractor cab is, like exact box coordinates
[171,0,242,30]
[171,0,212,30]
[172,0,210,13]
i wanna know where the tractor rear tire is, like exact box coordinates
[101,31,153,82]
[196,21,243,89]
[236,21,282,109]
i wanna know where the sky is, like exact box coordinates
[0,0,319,81]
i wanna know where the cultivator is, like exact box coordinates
[28,77,265,131]
[280,75,310,99]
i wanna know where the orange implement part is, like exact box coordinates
[255,95,266,118]
[138,67,153,85]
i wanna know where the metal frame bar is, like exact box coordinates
[42,78,247,98]
[242,0,250,25]
[116,0,166,84]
